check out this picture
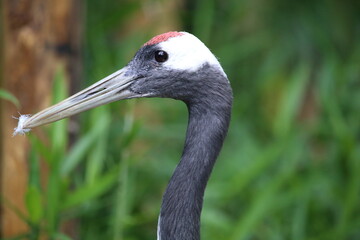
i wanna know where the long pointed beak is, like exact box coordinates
[17,67,141,132]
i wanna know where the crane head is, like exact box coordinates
[14,31,229,135]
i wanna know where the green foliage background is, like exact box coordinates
[8,0,360,239]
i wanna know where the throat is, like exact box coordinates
[158,103,231,240]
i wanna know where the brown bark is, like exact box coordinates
[0,0,82,237]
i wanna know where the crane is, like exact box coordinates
[14,31,233,240]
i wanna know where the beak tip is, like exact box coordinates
[13,114,32,136]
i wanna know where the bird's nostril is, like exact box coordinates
[85,88,106,98]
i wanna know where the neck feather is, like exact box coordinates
[158,96,232,240]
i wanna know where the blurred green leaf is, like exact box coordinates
[53,233,74,240]
[61,166,120,209]
[85,108,111,184]
[274,63,311,137]
[61,130,97,176]
[25,185,43,224]
[0,89,20,108]
[193,0,215,42]
[28,134,52,162]
[231,136,303,240]
[46,169,62,235]
[50,65,69,161]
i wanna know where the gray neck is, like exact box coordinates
[158,99,232,240]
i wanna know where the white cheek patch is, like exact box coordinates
[158,33,226,77]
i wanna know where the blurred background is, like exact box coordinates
[1,0,360,239]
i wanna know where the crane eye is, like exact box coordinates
[155,50,168,62]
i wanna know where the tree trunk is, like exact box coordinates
[0,0,82,237]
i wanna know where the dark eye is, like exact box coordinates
[155,50,168,62]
